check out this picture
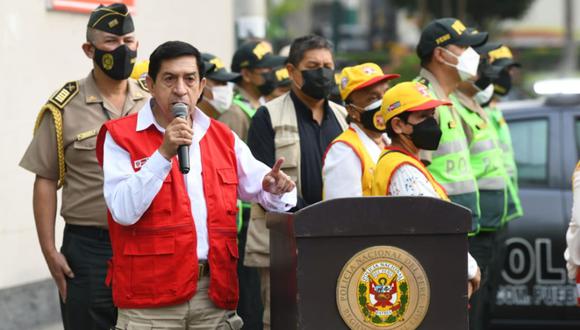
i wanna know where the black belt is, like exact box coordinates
[65,224,110,241]
[199,260,210,278]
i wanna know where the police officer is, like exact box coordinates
[485,45,524,221]
[261,64,292,103]
[415,17,488,236]
[225,40,286,141]
[19,4,148,329]
[469,44,524,329]
[197,53,242,120]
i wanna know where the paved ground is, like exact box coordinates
[32,323,61,330]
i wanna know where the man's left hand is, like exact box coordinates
[262,157,295,195]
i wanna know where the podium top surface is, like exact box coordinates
[269,196,471,238]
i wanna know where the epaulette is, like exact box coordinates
[48,81,79,110]
[137,78,149,93]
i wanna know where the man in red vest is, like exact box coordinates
[96,41,296,329]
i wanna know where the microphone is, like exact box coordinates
[171,103,190,174]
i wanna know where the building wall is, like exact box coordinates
[0,0,235,291]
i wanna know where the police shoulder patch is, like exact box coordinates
[48,81,79,110]
[137,78,150,93]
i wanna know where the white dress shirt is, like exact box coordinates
[102,101,296,259]
[388,164,479,280]
[323,123,389,199]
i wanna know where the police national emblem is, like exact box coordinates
[103,53,114,71]
[337,246,430,329]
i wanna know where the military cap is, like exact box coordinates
[87,3,134,36]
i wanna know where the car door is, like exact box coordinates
[492,107,570,326]
[561,107,580,323]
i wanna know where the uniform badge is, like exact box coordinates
[103,53,114,71]
[336,246,430,329]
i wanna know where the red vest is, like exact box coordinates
[96,113,240,309]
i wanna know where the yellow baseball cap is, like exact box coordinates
[380,81,451,122]
[338,63,400,101]
[131,60,149,80]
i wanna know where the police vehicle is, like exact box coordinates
[490,79,580,329]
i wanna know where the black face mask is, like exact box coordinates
[257,71,277,96]
[353,101,386,133]
[300,67,335,100]
[93,44,137,80]
[493,70,512,96]
[405,117,442,150]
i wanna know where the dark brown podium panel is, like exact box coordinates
[268,196,471,330]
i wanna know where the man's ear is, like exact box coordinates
[432,47,446,65]
[240,68,253,83]
[82,42,95,59]
[199,77,207,94]
[287,63,302,86]
[345,104,360,122]
[146,75,155,94]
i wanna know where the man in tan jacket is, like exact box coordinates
[245,34,348,329]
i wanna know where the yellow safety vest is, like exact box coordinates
[324,127,375,196]
[372,147,449,201]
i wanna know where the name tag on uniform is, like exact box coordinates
[76,129,97,141]
[134,157,149,170]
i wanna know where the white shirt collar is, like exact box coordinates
[136,100,211,141]
[350,122,390,162]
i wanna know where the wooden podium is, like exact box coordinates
[267,197,471,330]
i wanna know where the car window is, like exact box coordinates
[575,119,580,158]
[509,118,549,186]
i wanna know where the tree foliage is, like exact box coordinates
[392,0,534,29]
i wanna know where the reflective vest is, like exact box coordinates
[323,127,375,197]
[372,146,449,201]
[485,104,523,221]
[452,93,508,230]
[232,93,257,119]
[96,114,240,310]
[417,79,480,234]
[231,93,255,231]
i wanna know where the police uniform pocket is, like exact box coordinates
[274,136,299,181]
[123,234,177,297]
[73,136,97,150]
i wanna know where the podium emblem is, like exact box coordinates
[337,246,430,329]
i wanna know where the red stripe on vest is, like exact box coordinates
[96,113,240,309]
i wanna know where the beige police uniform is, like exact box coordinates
[20,72,148,227]
[20,72,148,329]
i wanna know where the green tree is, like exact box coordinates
[392,0,534,30]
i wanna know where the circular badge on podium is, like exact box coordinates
[336,246,430,329]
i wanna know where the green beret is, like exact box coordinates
[87,3,134,36]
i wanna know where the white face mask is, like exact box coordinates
[474,83,494,105]
[208,84,233,114]
[440,46,480,81]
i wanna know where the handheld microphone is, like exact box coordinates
[171,103,190,174]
